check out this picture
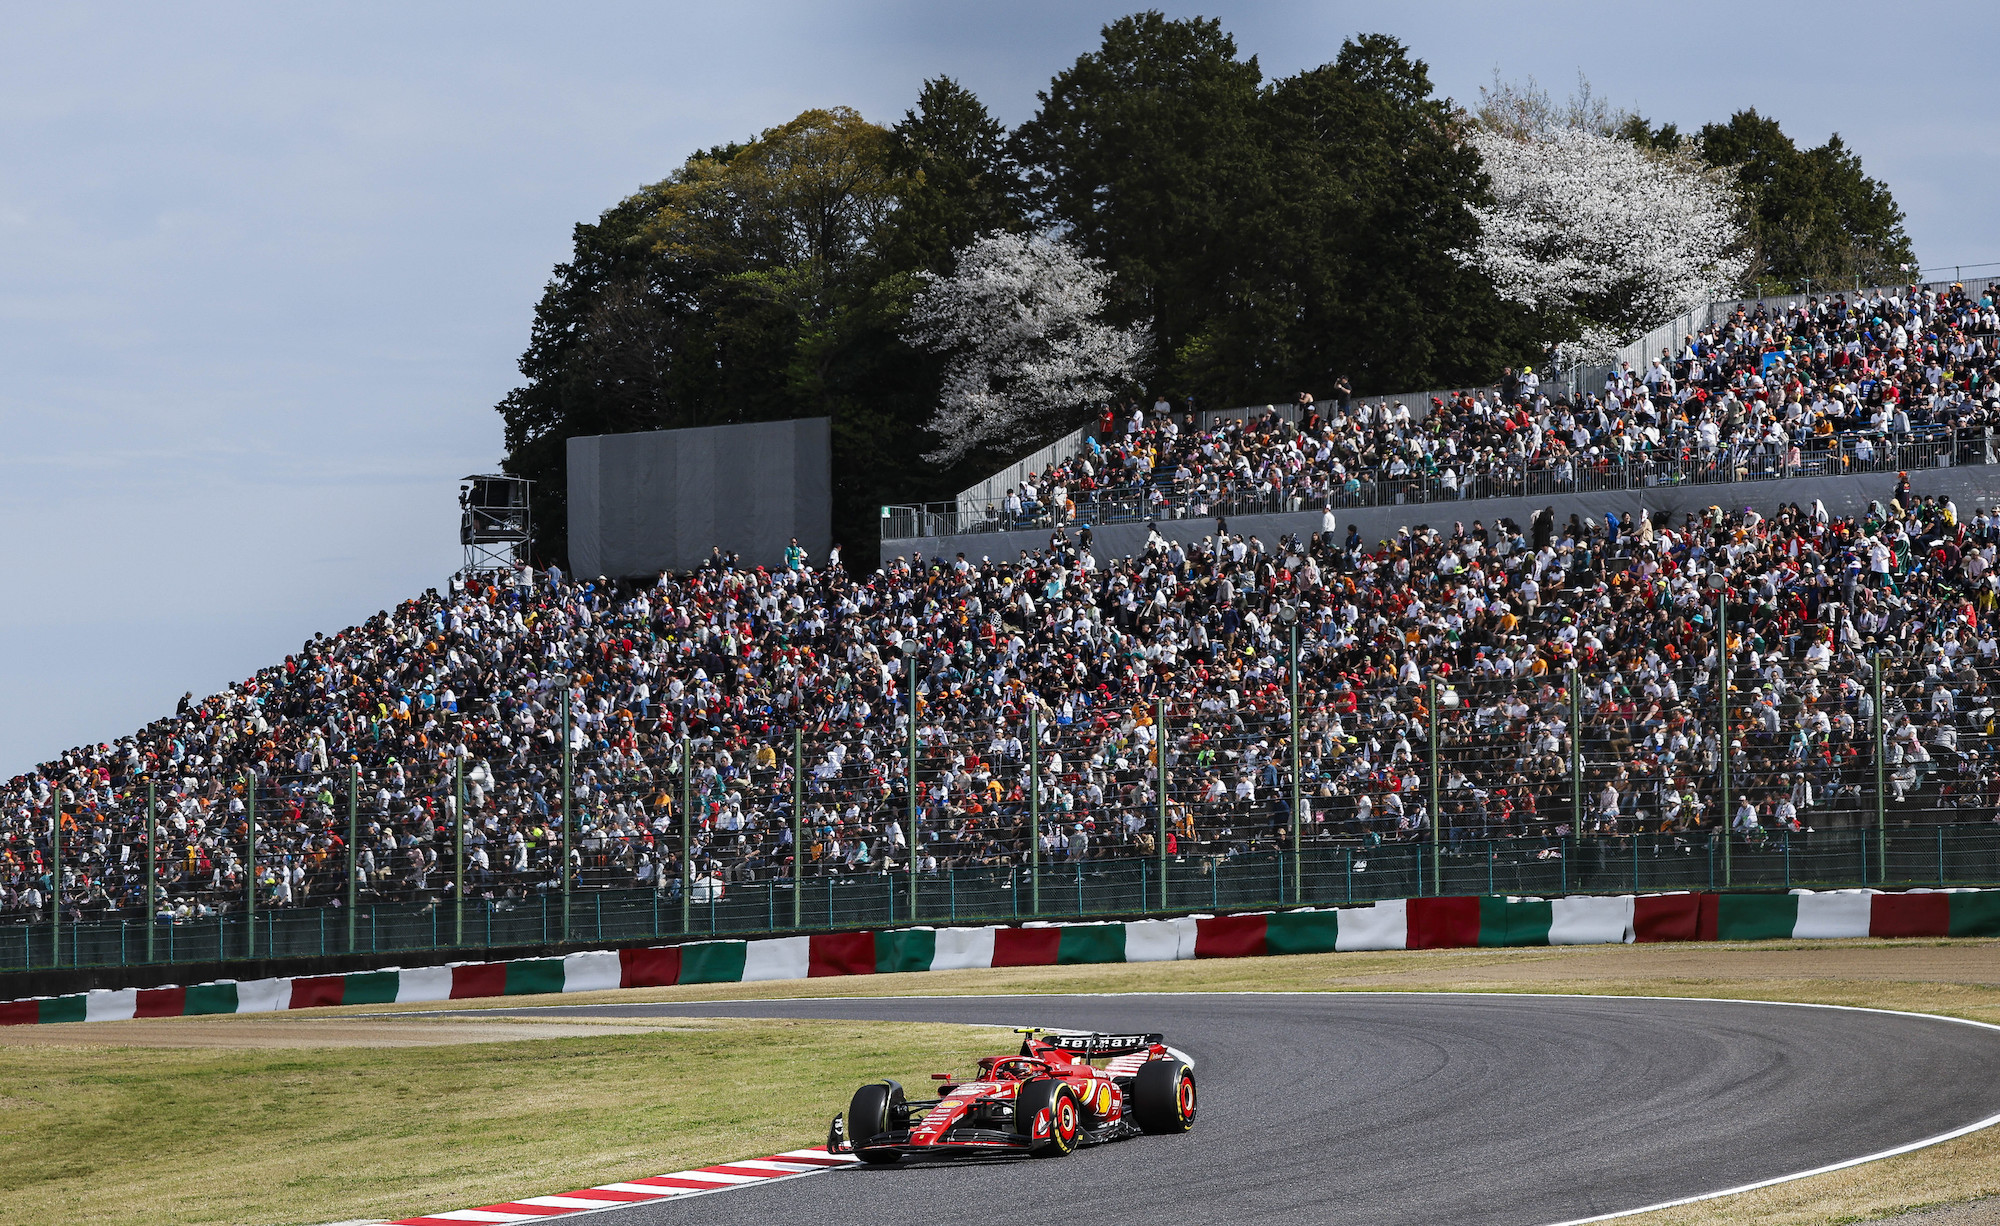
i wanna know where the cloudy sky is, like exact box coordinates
[3,0,1995,773]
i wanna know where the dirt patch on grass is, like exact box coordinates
[1874,1197,2000,1223]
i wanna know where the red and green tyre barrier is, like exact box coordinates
[3,888,1994,1026]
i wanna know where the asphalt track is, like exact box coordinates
[445,993,2000,1226]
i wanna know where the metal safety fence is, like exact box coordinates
[5,825,1997,971]
[10,626,2000,971]
[884,426,1982,541]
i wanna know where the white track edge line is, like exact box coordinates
[1535,1103,2000,1225]
[382,990,2000,1224]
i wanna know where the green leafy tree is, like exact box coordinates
[1011,12,1268,389]
[498,98,1021,571]
[879,76,1025,273]
[1243,35,1531,397]
[1695,109,1914,294]
[499,109,913,564]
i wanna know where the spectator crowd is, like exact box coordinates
[8,284,2000,929]
[985,283,2000,529]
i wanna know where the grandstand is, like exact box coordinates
[7,277,2000,968]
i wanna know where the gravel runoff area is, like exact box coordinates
[435,990,2000,1226]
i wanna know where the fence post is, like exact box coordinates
[1029,707,1041,916]
[792,727,804,931]
[1288,612,1304,900]
[560,684,572,944]
[50,802,61,967]
[146,779,157,963]
[907,650,920,921]
[680,734,691,936]
[454,756,465,946]
[1428,676,1440,895]
[347,763,359,951]
[1569,667,1582,838]
[1873,653,1886,883]
[1717,586,1732,888]
[1157,696,1169,912]
[244,773,256,958]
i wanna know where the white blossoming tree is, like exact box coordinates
[906,231,1149,465]
[1462,124,1747,364]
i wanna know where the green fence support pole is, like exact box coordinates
[145,779,157,963]
[1873,653,1886,883]
[792,726,804,931]
[1029,706,1041,916]
[454,756,466,946]
[561,684,572,944]
[1288,616,1302,904]
[1568,666,1582,837]
[680,734,691,936]
[1717,588,1732,888]
[50,802,61,968]
[1428,676,1441,895]
[1156,696,1168,912]
[347,762,358,952]
[907,651,919,921]
[245,774,256,958]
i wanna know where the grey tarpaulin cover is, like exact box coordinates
[568,418,831,577]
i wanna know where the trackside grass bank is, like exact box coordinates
[1,939,1993,1226]
[0,1017,997,1226]
[354,937,2000,1226]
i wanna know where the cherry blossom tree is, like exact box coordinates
[1461,124,1747,364]
[905,231,1149,464]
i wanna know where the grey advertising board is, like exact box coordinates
[568,418,831,577]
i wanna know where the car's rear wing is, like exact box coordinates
[1028,1031,1165,1059]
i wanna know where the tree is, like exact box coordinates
[1011,12,1266,378]
[1462,124,1746,362]
[1232,35,1530,397]
[498,108,917,563]
[1695,109,1914,294]
[905,232,1150,465]
[878,77,1025,274]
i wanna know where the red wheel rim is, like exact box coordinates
[1178,1075,1197,1120]
[1056,1097,1078,1143]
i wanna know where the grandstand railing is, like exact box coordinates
[18,555,2000,974]
[6,824,1997,971]
[883,425,1982,539]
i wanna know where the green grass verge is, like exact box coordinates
[0,1018,999,1226]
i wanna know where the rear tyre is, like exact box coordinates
[1131,1060,1196,1134]
[847,1081,907,1163]
[1016,1080,1082,1157]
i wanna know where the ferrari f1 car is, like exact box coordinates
[826,1030,1196,1162]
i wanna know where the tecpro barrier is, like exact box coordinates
[4,887,1993,1026]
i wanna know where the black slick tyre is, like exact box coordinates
[1016,1080,1082,1157]
[847,1081,906,1163]
[1130,1060,1196,1133]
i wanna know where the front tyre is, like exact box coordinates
[847,1081,907,1163]
[1016,1080,1082,1157]
[1131,1060,1196,1134]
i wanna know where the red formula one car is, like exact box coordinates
[827,1030,1196,1162]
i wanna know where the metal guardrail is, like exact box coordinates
[7,824,1997,971]
[885,427,1980,540]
